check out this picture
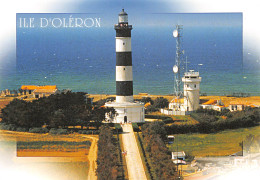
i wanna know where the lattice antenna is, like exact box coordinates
[172,25,184,99]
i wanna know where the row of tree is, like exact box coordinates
[166,107,260,134]
[96,125,119,180]
[137,97,169,113]
[141,121,177,180]
[1,91,115,130]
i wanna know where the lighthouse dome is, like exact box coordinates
[118,9,128,23]
[119,9,128,15]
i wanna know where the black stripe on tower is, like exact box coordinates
[115,25,132,37]
[116,30,131,37]
[116,81,133,96]
[116,52,132,66]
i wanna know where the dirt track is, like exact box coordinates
[86,136,98,180]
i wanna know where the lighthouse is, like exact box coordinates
[115,9,134,103]
[105,9,144,123]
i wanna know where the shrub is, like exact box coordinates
[49,128,58,134]
[114,124,122,133]
[132,123,140,132]
[49,128,69,135]
[145,106,159,113]
[0,123,17,131]
[185,153,195,162]
[93,130,100,134]
[29,127,49,134]
[153,97,169,108]
[56,129,69,135]
[163,117,174,124]
[78,130,85,134]
[78,130,99,134]
[16,127,28,132]
[0,123,5,130]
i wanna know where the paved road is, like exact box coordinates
[122,124,147,180]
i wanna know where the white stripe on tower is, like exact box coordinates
[116,66,133,81]
[116,37,131,52]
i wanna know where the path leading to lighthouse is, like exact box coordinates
[122,124,147,180]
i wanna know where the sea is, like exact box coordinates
[1,24,260,96]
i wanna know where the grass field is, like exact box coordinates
[171,115,199,125]
[0,130,93,179]
[145,112,199,126]
[169,126,260,157]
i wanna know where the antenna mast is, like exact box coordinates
[173,25,184,100]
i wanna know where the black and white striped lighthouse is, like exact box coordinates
[105,9,144,123]
[115,9,134,103]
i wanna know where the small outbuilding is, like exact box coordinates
[21,85,39,95]
[172,151,186,161]
[33,86,58,98]
[229,104,245,112]
[167,135,175,144]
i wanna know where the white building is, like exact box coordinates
[200,99,227,111]
[106,101,145,123]
[182,70,202,112]
[172,151,186,160]
[163,70,202,115]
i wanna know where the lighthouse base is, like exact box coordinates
[105,101,145,123]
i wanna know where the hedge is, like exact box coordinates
[114,123,122,133]
[132,123,140,132]
[49,128,69,135]
[29,127,49,134]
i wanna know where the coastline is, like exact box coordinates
[88,94,260,106]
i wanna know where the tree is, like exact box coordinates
[1,99,29,127]
[50,109,66,128]
[77,106,92,129]
[153,97,169,108]
[96,125,118,180]
[141,97,154,105]
[18,88,23,94]
[92,107,116,129]
[141,122,177,179]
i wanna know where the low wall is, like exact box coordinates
[160,109,190,115]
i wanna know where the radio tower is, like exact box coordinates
[172,25,184,102]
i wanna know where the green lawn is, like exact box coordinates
[169,126,260,157]
[171,115,199,125]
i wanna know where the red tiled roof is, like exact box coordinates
[21,85,57,91]
[203,99,217,105]
[21,85,39,90]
